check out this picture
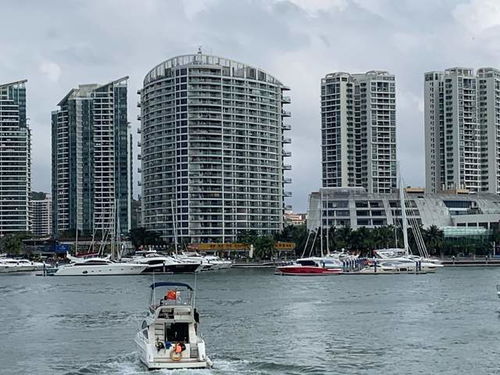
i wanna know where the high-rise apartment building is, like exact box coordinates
[425,67,500,193]
[0,80,31,234]
[52,77,131,237]
[321,71,397,193]
[31,193,52,236]
[139,52,291,243]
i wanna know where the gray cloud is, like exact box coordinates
[1,0,497,212]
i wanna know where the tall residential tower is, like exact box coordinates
[321,71,397,193]
[425,67,500,193]
[139,53,291,243]
[52,77,131,237]
[0,80,31,234]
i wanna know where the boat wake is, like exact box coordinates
[62,352,317,374]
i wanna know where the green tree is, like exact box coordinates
[128,227,163,250]
[1,232,32,254]
[253,235,276,260]
[422,225,444,257]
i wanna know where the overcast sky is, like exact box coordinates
[1,0,498,211]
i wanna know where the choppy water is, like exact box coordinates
[0,268,499,374]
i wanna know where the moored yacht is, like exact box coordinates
[125,251,201,274]
[373,249,442,273]
[0,258,44,273]
[54,256,147,276]
[357,259,429,274]
[135,282,212,370]
[276,257,343,276]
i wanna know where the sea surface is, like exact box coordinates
[0,267,499,374]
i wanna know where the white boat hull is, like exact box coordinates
[135,333,212,370]
[54,263,146,276]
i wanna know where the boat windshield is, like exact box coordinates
[149,283,194,308]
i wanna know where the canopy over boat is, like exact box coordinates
[150,282,193,291]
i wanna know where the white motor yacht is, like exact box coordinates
[0,258,44,273]
[135,282,212,370]
[358,259,429,274]
[54,256,147,276]
[374,249,442,273]
[203,255,232,270]
[175,253,214,272]
[125,251,201,274]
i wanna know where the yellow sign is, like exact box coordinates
[275,242,296,251]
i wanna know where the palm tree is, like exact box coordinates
[422,225,443,257]
[335,226,352,251]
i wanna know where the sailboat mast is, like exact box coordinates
[320,190,324,257]
[398,164,409,256]
[171,199,178,254]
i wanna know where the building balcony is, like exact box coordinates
[283,151,291,157]
[137,101,141,108]
[283,177,292,184]
[283,164,292,170]
[282,137,291,144]
[137,154,141,160]
[284,204,292,210]
[138,181,142,186]
[137,115,141,121]
[137,168,142,173]
[137,89,142,95]
[137,128,141,133]
[281,96,291,104]
[282,123,291,130]
[281,85,291,91]
[282,110,291,117]
[284,191,292,197]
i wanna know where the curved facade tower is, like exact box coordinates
[139,53,291,243]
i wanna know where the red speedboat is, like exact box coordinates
[276,257,343,276]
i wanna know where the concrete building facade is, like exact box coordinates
[321,71,397,193]
[52,77,131,237]
[139,52,291,243]
[425,67,500,193]
[0,80,31,234]
[31,194,52,236]
[308,187,500,232]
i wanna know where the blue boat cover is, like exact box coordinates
[150,282,193,290]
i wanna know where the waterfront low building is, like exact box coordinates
[308,187,500,231]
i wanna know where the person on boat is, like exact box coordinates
[166,289,177,300]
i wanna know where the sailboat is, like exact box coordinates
[368,168,443,273]
[275,192,344,276]
[55,200,147,276]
